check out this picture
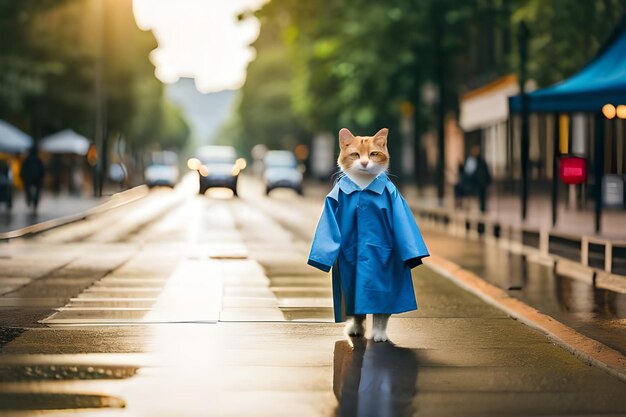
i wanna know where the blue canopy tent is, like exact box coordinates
[510,16,626,113]
[508,15,626,233]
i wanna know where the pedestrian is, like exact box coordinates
[454,160,465,208]
[308,128,429,343]
[20,145,45,214]
[463,144,491,213]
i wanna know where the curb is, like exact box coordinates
[0,185,149,241]
[425,254,626,383]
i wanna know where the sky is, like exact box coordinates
[133,0,267,93]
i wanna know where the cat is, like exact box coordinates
[337,127,391,342]
[308,127,428,344]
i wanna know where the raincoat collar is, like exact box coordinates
[338,172,389,195]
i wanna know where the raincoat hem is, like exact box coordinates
[307,258,331,273]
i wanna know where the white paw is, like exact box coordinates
[346,320,365,337]
[371,330,388,343]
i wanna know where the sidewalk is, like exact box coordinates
[0,184,154,238]
[401,185,626,240]
[422,228,626,351]
[391,187,626,355]
[1,190,625,416]
[0,191,103,234]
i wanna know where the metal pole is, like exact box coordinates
[93,0,105,197]
[594,113,605,233]
[518,21,530,221]
[435,1,446,206]
[552,113,560,226]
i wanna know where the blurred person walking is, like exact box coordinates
[462,144,491,213]
[20,146,45,214]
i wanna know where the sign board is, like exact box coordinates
[603,175,625,208]
[559,156,586,185]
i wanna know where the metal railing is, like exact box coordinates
[411,204,626,278]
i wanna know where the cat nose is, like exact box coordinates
[360,160,368,168]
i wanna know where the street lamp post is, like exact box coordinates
[551,113,560,227]
[93,0,107,197]
[594,113,605,233]
[518,21,530,222]
[433,0,446,206]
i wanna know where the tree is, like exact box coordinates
[512,0,626,87]
[0,0,190,152]
[230,0,626,178]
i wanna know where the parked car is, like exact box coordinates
[190,146,244,196]
[144,150,179,188]
[0,160,13,211]
[263,150,303,195]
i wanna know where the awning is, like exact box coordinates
[40,129,90,155]
[0,120,33,153]
[510,15,626,113]
[460,75,519,131]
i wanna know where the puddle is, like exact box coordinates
[0,364,138,381]
[0,327,24,348]
[0,393,125,410]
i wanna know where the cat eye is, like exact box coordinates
[350,153,359,159]
[370,152,380,157]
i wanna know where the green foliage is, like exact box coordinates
[129,78,190,150]
[232,0,625,157]
[234,8,304,151]
[0,0,189,151]
[512,0,626,86]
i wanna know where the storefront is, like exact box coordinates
[509,16,626,232]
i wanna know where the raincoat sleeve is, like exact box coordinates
[308,194,341,273]
[391,189,429,268]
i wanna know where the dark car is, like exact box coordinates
[190,146,244,196]
[0,160,13,211]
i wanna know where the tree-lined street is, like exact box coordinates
[2,1,626,415]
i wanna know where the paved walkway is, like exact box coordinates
[1,183,625,415]
[0,191,103,234]
[423,229,626,354]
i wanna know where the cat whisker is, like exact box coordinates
[331,169,346,184]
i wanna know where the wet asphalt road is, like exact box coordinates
[0,175,625,416]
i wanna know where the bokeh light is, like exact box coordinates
[602,104,616,119]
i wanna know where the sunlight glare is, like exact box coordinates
[133,0,268,93]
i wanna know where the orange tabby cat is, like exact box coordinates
[338,127,392,341]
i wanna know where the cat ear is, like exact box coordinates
[339,128,355,148]
[374,128,388,147]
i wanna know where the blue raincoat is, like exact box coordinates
[308,173,429,322]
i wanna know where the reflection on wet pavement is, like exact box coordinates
[424,230,626,354]
[334,339,418,417]
[0,393,125,410]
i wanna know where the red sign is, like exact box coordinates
[559,157,586,184]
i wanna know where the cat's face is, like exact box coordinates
[337,128,389,177]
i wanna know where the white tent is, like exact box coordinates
[40,129,90,155]
[0,120,33,153]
